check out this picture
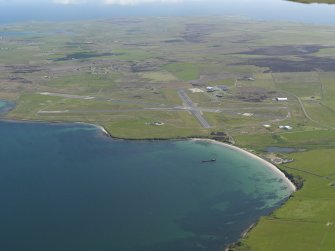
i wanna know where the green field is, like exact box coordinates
[2,16,335,250]
[234,149,335,251]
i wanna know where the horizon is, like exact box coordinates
[1,0,335,25]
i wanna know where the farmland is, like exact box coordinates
[2,17,335,138]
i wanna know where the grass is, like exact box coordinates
[319,72,335,110]
[303,101,335,127]
[45,73,120,94]
[139,71,177,82]
[272,72,321,98]
[163,62,200,81]
[103,111,209,139]
[235,129,335,151]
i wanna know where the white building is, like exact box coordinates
[276,97,288,101]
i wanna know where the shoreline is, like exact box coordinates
[191,138,297,192]
[64,122,299,193]
[73,122,111,136]
[90,123,297,193]
[0,118,297,192]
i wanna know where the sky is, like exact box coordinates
[0,0,264,5]
[0,0,205,5]
[1,0,334,25]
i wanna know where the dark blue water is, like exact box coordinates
[0,120,293,251]
[0,1,334,25]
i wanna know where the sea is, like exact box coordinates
[0,116,293,251]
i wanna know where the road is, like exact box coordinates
[177,89,211,129]
[292,93,331,128]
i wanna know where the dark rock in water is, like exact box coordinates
[202,159,216,163]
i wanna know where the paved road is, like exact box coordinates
[177,89,211,129]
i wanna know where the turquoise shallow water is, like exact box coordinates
[0,101,6,109]
[0,121,293,251]
[0,100,15,116]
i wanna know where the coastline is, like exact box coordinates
[0,117,297,192]
[92,125,298,249]
[89,123,297,193]
[74,122,111,136]
[190,138,297,250]
[191,138,297,192]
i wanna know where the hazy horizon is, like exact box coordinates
[0,0,335,25]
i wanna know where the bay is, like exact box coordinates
[0,120,293,251]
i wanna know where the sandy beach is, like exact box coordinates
[95,125,110,136]
[74,122,110,136]
[192,138,297,192]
